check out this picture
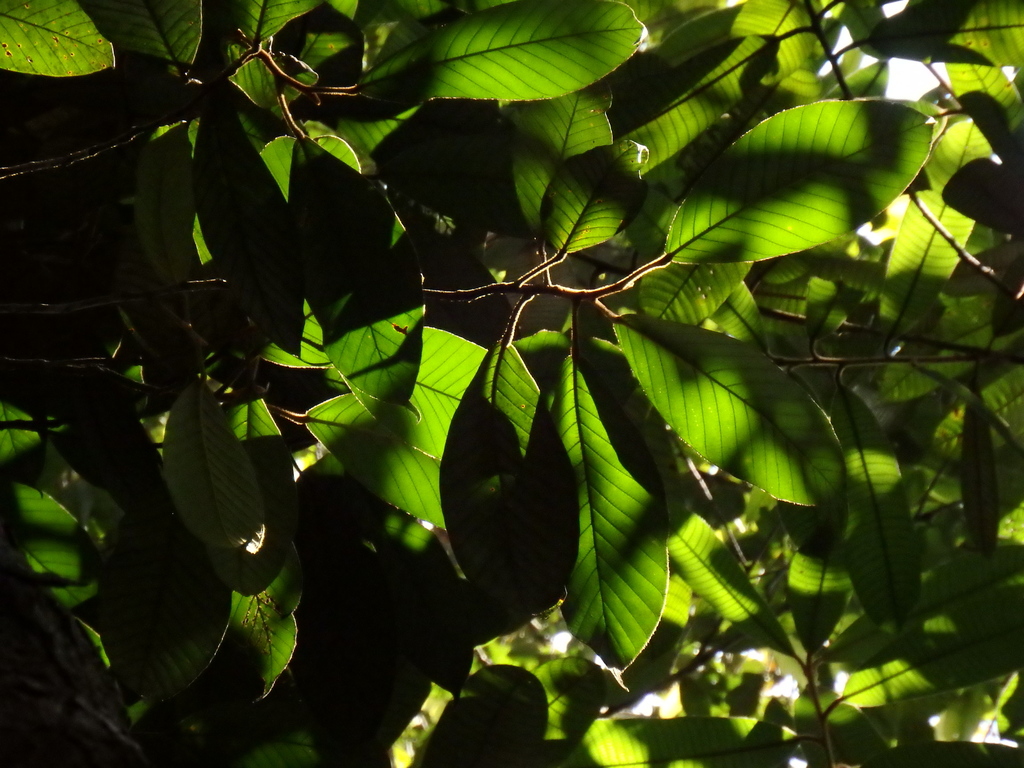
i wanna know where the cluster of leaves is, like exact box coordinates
[5,0,1024,766]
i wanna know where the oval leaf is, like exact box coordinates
[617,314,844,506]
[441,345,580,617]
[510,86,613,229]
[832,387,921,628]
[565,716,797,768]
[361,0,644,102]
[666,100,932,262]
[135,124,200,284]
[193,95,305,353]
[227,0,322,42]
[421,666,549,768]
[163,381,266,549]
[78,0,201,64]
[100,514,232,700]
[554,354,669,669]
[844,547,1024,705]
[543,140,648,254]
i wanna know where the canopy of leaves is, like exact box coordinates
[3,0,1024,766]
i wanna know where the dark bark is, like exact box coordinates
[0,524,148,768]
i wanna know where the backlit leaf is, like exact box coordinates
[193,95,305,353]
[666,101,932,263]
[361,0,644,102]
[441,345,579,617]
[844,546,1024,705]
[832,387,920,628]
[565,716,798,768]
[609,37,777,171]
[227,548,301,696]
[617,314,844,506]
[208,400,298,595]
[306,328,485,526]
[543,141,648,254]
[163,381,266,549]
[135,124,199,284]
[227,0,322,42]
[2,483,99,607]
[101,514,231,700]
[0,0,112,76]
[962,402,1000,555]
[881,121,990,337]
[554,354,669,669]
[421,666,548,768]
[638,262,750,325]
[867,0,1024,68]
[78,0,201,64]
[510,86,614,229]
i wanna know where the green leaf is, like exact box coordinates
[564,716,798,768]
[227,0,322,42]
[135,124,200,284]
[962,402,1000,555]
[881,121,990,337]
[421,666,549,768]
[307,393,444,525]
[0,0,113,76]
[291,138,422,403]
[227,547,301,696]
[617,314,844,506]
[608,37,776,171]
[193,95,305,353]
[832,387,921,628]
[732,0,815,82]
[361,0,644,102]
[666,101,932,263]
[553,354,669,669]
[509,86,613,229]
[441,345,580,617]
[0,401,42,469]
[670,510,793,655]
[867,0,1024,68]
[306,328,485,526]
[208,401,298,595]
[406,328,488,458]
[77,0,201,64]
[638,262,750,325]
[543,140,648,254]
[788,521,851,652]
[862,742,1024,768]
[844,546,1024,705]
[100,514,232,700]
[1,483,99,606]
[163,381,266,549]
[948,62,1024,132]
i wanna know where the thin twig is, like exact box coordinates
[0,279,226,315]
[804,0,853,100]
[910,191,1021,303]
[0,55,253,182]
